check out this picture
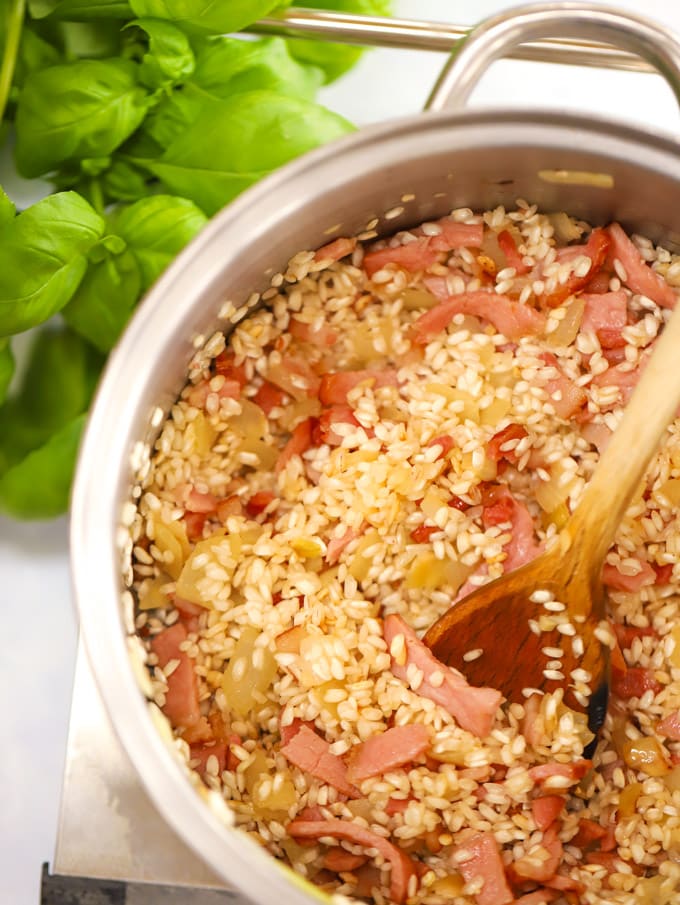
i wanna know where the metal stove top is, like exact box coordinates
[44,641,242,904]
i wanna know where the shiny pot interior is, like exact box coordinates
[72,108,680,904]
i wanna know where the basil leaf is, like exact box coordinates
[101,158,150,201]
[63,245,141,352]
[113,193,207,289]
[58,20,124,57]
[0,340,14,405]
[28,0,132,19]
[14,26,62,89]
[140,90,354,215]
[125,18,194,90]
[0,186,15,225]
[15,58,151,178]
[144,37,322,147]
[0,414,87,519]
[288,0,393,83]
[0,323,102,473]
[128,0,284,36]
[11,323,101,429]
[0,192,105,336]
[193,37,321,101]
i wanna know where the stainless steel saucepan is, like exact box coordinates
[71,5,680,903]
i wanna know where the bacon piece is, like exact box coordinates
[245,490,276,517]
[537,353,587,419]
[654,563,674,585]
[290,317,338,347]
[174,595,205,619]
[319,368,399,405]
[657,711,680,741]
[514,891,559,905]
[607,222,676,309]
[580,291,628,349]
[173,484,219,513]
[428,219,484,252]
[364,238,440,277]
[346,724,429,783]
[454,831,514,905]
[150,623,201,729]
[326,525,362,565]
[612,623,656,649]
[216,494,244,521]
[410,524,438,543]
[513,824,563,884]
[426,434,455,459]
[591,358,645,407]
[363,222,483,278]
[287,818,418,904]
[186,377,241,408]
[322,848,367,872]
[314,236,356,263]
[603,560,655,592]
[280,717,315,746]
[545,873,586,894]
[253,380,287,414]
[486,423,528,463]
[497,229,530,275]
[384,614,502,738]
[413,288,546,344]
[275,417,315,474]
[571,817,607,848]
[580,420,612,453]
[189,740,228,779]
[532,796,565,832]
[214,351,247,386]
[267,355,321,401]
[385,796,413,817]
[540,228,610,308]
[315,404,364,446]
[483,487,542,573]
[612,666,662,700]
[281,724,359,798]
[529,759,592,789]
[184,510,206,541]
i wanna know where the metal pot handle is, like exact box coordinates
[426,2,680,112]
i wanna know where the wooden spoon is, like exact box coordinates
[424,293,680,736]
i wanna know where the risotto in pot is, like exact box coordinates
[130,202,680,905]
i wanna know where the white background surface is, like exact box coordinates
[4,1,680,902]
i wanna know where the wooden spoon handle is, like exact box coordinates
[565,299,680,572]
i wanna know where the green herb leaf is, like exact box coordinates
[288,0,393,83]
[0,186,15,225]
[128,0,284,36]
[144,37,322,148]
[139,89,354,215]
[15,58,151,178]
[125,17,194,90]
[112,193,207,289]
[0,323,102,474]
[0,413,87,519]
[101,158,150,201]
[0,191,105,336]
[193,36,321,100]
[0,340,14,405]
[14,26,62,90]
[62,244,141,352]
[28,0,132,19]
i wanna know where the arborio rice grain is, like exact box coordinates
[131,203,680,905]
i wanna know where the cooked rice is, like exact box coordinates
[127,203,680,905]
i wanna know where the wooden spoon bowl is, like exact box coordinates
[425,295,680,735]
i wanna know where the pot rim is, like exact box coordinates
[70,105,680,903]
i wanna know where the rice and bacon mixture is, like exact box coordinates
[131,202,680,905]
